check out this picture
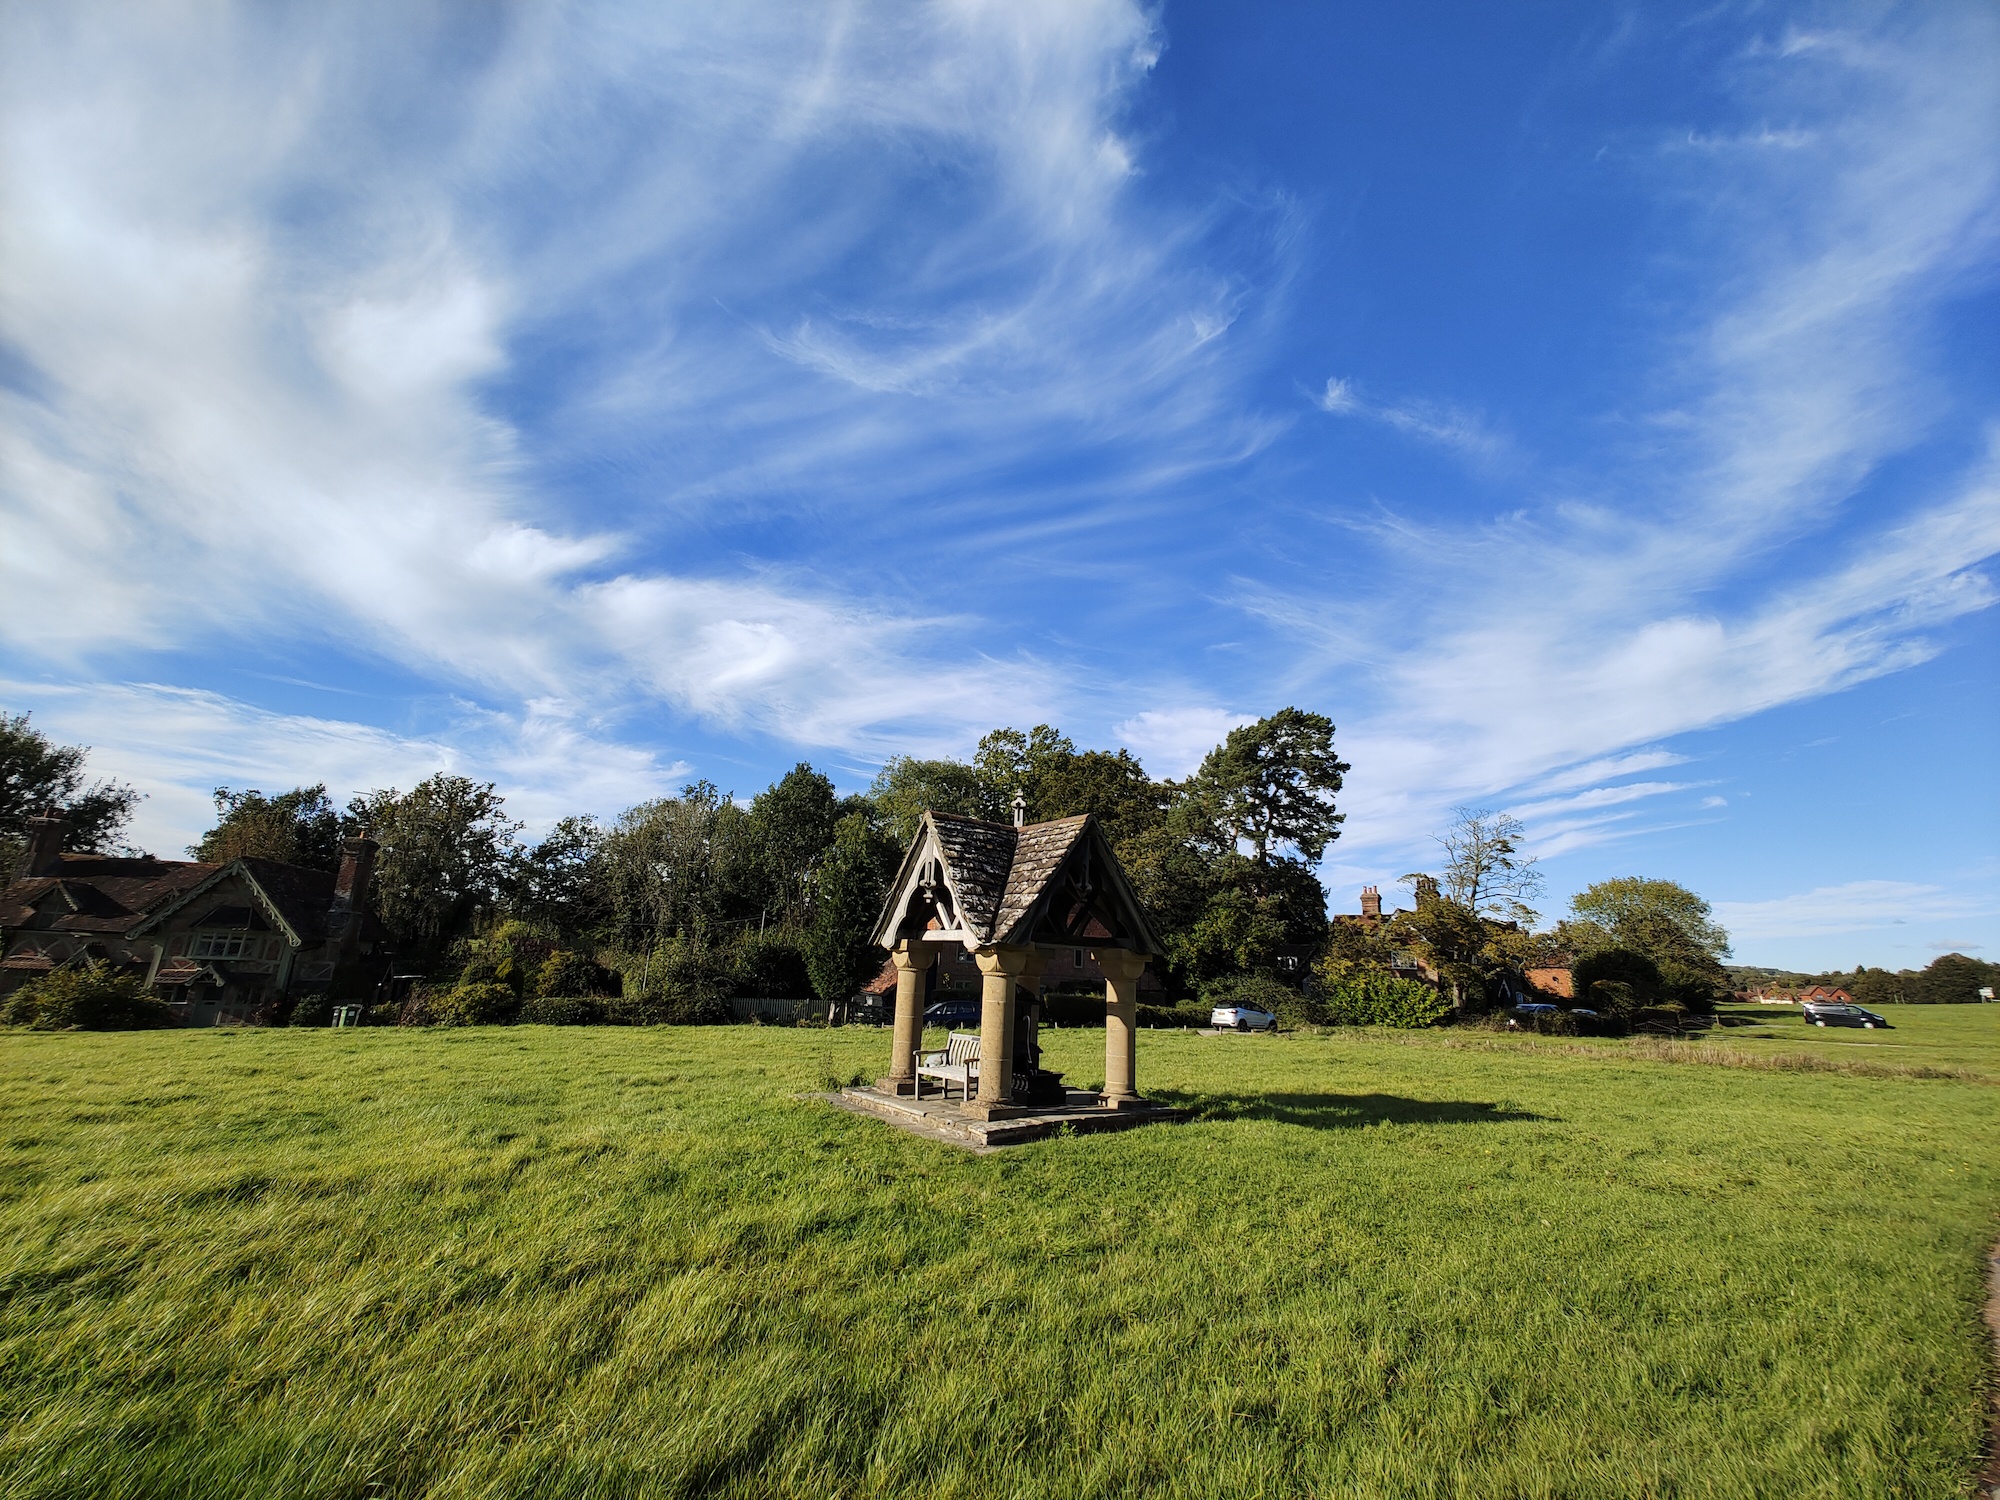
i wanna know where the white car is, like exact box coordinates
[1210,1002,1278,1032]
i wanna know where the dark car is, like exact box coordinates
[1802,1001,1890,1029]
[923,997,982,1027]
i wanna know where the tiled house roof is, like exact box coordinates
[873,810,1161,955]
[0,856,216,934]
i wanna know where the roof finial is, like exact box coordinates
[1011,790,1026,828]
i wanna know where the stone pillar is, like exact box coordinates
[877,941,936,1096]
[968,945,1032,1118]
[1094,948,1149,1109]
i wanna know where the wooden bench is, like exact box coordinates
[915,1031,980,1103]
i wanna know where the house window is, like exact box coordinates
[190,933,249,960]
[1073,949,1084,968]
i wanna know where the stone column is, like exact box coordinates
[1093,948,1149,1109]
[878,941,935,1096]
[968,945,1032,1117]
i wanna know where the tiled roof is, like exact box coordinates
[926,812,1019,941]
[0,857,216,934]
[876,810,1162,956]
[234,859,339,943]
[992,816,1090,942]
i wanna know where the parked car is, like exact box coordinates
[1802,1001,1891,1029]
[1513,1002,1559,1016]
[923,998,982,1027]
[1210,1001,1278,1032]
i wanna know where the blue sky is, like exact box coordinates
[2,2,1995,971]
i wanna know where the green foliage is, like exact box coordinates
[502,816,607,942]
[190,785,347,870]
[518,994,605,1026]
[1571,948,1662,1015]
[598,782,729,953]
[1320,972,1452,1028]
[1313,918,1395,992]
[1563,877,1730,1008]
[353,776,523,966]
[610,935,735,1025]
[804,811,900,1006]
[1201,973,1306,1026]
[730,930,812,999]
[1384,886,1492,1008]
[867,757,997,847]
[288,993,334,1028]
[973,725,1167,843]
[0,709,142,862]
[429,982,520,1027]
[1,961,172,1030]
[532,949,620,1000]
[737,766,841,927]
[1186,707,1349,868]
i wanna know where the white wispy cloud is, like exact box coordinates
[0,0,1250,762]
[1260,9,2000,874]
[1113,706,1256,780]
[1316,377,1511,466]
[1,679,690,854]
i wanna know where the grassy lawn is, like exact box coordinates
[1,1008,1996,1498]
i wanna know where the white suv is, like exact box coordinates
[1210,1002,1278,1032]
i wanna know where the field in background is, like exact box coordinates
[1,1008,1996,1498]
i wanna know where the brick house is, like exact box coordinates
[0,811,388,1024]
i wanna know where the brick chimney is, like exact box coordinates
[14,808,68,882]
[325,831,379,965]
[1360,885,1382,923]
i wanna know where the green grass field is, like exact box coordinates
[2,1006,1996,1498]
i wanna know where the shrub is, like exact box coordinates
[430,982,519,1027]
[1136,1001,1211,1029]
[1321,973,1451,1029]
[1571,949,1661,1014]
[730,931,812,1000]
[533,950,621,1000]
[289,993,334,1028]
[1042,990,1106,1027]
[365,1003,402,1027]
[608,989,732,1026]
[519,994,605,1026]
[2,962,173,1030]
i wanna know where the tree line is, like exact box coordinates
[9,705,1903,1034]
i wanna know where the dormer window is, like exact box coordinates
[189,933,250,959]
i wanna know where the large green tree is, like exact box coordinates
[503,815,608,942]
[1561,877,1730,1007]
[599,782,730,952]
[1187,708,1349,873]
[191,785,347,870]
[743,764,841,926]
[804,809,902,1008]
[976,724,1166,840]
[351,776,522,965]
[868,757,997,845]
[0,711,141,862]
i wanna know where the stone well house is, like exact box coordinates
[0,812,388,1024]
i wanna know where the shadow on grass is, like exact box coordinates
[1150,1090,1548,1131]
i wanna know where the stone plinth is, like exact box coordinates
[829,1085,1188,1151]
